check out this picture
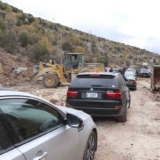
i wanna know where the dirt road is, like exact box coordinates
[11,78,160,160]
[95,79,160,160]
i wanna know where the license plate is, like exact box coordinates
[86,93,98,98]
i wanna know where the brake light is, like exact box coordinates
[67,88,78,98]
[106,90,122,99]
[66,104,70,108]
[132,80,136,84]
[114,106,121,110]
[90,74,100,77]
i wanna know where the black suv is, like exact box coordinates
[66,72,131,122]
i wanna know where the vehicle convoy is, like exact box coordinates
[66,72,131,122]
[33,53,105,88]
[151,65,160,90]
[0,88,97,160]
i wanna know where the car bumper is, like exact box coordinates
[70,106,124,117]
[126,84,137,90]
[139,74,150,78]
[66,99,125,117]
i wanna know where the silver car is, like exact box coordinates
[0,89,97,160]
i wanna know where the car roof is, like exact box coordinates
[0,89,37,98]
[0,88,16,91]
[77,72,119,76]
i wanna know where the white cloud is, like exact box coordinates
[2,0,160,53]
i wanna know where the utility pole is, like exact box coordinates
[89,30,94,63]
[52,18,63,64]
[60,34,63,64]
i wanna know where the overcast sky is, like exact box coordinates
[2,0,160,54]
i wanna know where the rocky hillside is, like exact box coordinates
[0,0,159,68]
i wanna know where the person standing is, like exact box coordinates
[109,67,113,72]
[50,58,55,65]
[122,68,126,75]
[11,67,14,73]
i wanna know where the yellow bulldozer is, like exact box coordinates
[33,53,105,88]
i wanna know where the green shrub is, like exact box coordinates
[16,20,22,26]
[52,40,57,46]
[3,30,18,54]
[12,7,20,13]
[19,32,31,47]
[0,12,5,20]
[0,28,5,43]
[85,55,91,63]
[0,19,6,31]
[74,46,86,53]
[18,13,26,21]
[0,3,7,10]
[99,55,109,66]
[62,42,74,52]
[23,21,30,25]
[28,43,50,61]
[28,17,35,23]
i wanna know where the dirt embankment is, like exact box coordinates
[12,83,68,106]
[0,51,34,87]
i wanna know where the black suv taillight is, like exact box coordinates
[67,88,78,98]
[106,90,122,99]
[131,80,136,84]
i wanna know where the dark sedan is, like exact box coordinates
[138,69,150,78]
[125,75,137,90]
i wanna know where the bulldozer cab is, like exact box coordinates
[64,53,84,71]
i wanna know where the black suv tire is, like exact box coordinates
[117,108,127,122]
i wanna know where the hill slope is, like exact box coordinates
[0,0,159,67]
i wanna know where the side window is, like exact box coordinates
[0,120,13,155]
[0,99,64,142]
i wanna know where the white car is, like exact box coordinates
[12,67,27,74]
[0,89,97,160]
[126,69,136,73]
[125,71,137,80]
[125,70,137,76]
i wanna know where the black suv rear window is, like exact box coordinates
[71,75,117,88]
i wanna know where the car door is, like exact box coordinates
[0,97,80,160]
[0,112,25,160]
